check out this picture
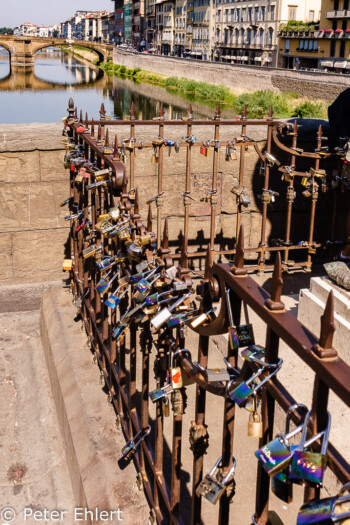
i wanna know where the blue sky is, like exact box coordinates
[2,1,114,27]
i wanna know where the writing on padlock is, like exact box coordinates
[170,349,195,388]
[121,425,151,461]
[297,481,350,525]
[289,410,331,487]
[196,456,236,505]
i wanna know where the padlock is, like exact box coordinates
[196,456,236,505]
[255,403,308,476]
[227,358,282,408]
[171,349,196,387]
[121,425,151,461]
[195,362,231,383]
[95,271,119,295]
[271,403,308,503]
[111,307,132,342]
[301,176,309,186]
[151,147,159,164]
[171,389,185,416]
[151,291,192,330]
[248,393,263,438]
[118,227,131,241]
[170,363,183,389]
[289,410,331,487]
[297,481,350,525]
[231,143,238,160]
[105,286,128,309]
[148,382,174,402]
[163,396,170,417]
[225,144,231,161]
[190,307,215,328]
[200,142,209,156]
[241,345,265,364]
[302,189,312,198]
[63,259,73,271]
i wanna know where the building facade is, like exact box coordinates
[155,0,175,54]
[145,0,157,45]
[213,0,278,66]
[111,0,125,43]
[174,0,187,55]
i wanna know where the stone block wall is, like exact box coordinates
[0,124,69,285]
[114,49,350,102]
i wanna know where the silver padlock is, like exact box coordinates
[196,456,236,505]
[151,291,192,330]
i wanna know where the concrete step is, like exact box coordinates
[310,276,350,319]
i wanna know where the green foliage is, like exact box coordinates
[0,27,13,35]
[119,65,127,74]
[280,20,315,31]
[131,66,141,77]
[52,30,59,37]
[233,90,291,118]
[291,100,325,118]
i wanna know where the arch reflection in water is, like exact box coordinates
[0,47,213,123]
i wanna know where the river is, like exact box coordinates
[0,47,219,123]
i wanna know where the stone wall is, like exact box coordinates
[0,124,69,285]
[114,49,350,102]
[0,120,346,286]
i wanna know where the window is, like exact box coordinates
[270,5,275,20]
[342,19,347,30]
[255,7,259,20]
[345,0,349,9]
[247,28,251,43]
[299,39,304,49]
[217,10,221,21]
[304,40,309,50]
[332,20,337,30]
[309,10,314,21]
[260,29,264,45]
[248,8,252,21]
[262,7,265,20]
[288,5,297,20]
[330,40,336,56]
[340,39,345,57]
[285,38,290,52]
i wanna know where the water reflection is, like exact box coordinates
[0,47,221,123]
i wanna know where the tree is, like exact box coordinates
[0,27,14,35]
[52,30,59,37]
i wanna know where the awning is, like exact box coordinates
[230,55,236,59]
[334,60,347,68]
[320,60,334,67]
[254,56,262,61]
[240,56,248,61]
[264,57,272,62]
[346,62,350,69]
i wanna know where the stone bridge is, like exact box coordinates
[0,35,113,66]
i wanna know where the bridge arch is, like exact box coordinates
[31,41,105,64]
[0,41,13,59]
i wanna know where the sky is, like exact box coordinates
[1,1,114,28]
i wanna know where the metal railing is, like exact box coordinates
[63,98,347,274]
[62,98,350,524]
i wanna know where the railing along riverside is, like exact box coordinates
[62,98,350,525]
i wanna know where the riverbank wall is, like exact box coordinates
[0,118,346,287]
[114,49,350,102]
